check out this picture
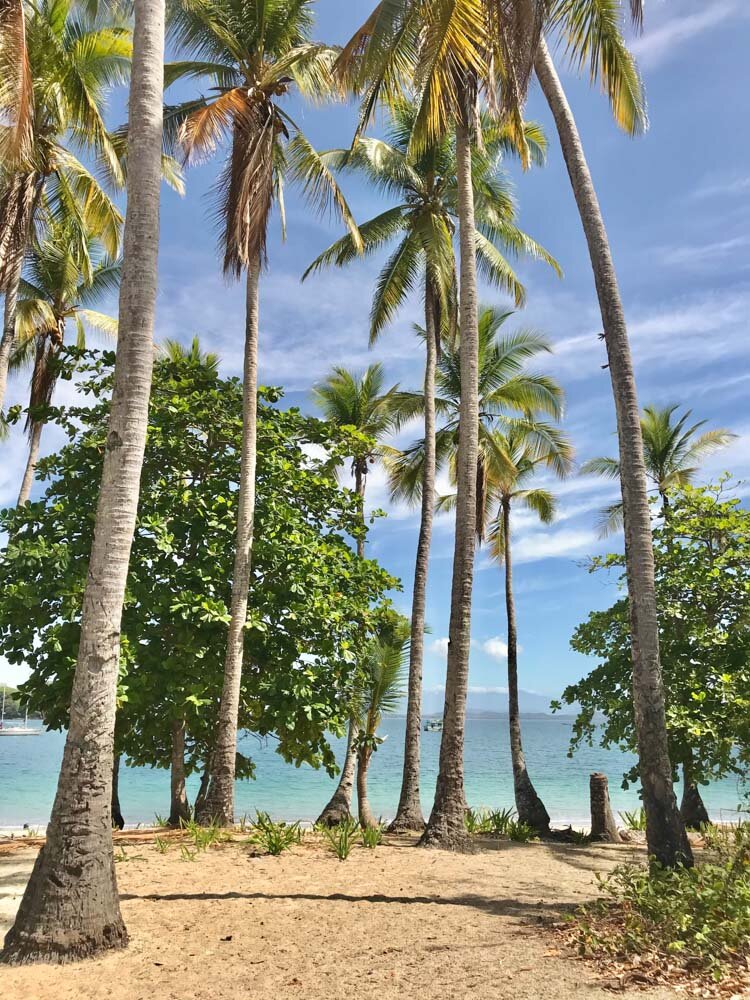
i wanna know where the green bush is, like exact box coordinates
[487,807,516,836]
[464,808,492,834]
[248,811,301,856]
[360,823,384,849]
[579,824,750,981]
[618,807,647,831]
[180,817,227,852]
[323,816,359,860]
[506,819,536,843]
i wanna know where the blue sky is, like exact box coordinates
[2,0,749,706]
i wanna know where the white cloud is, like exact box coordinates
[513,527,601,565]
[691,173,750,201]
[655,236,750,271]
[482,637,508,661]
[429,637,450,655]
[630,2,740,69]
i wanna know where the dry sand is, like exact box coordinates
[0,834,677,1000]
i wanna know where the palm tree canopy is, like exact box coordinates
[581,403,736,535]
[312,362,400,470]
[388,305,568,507]
[0,0,132,291]
[159,335,219,371]
[336,0,646,166]
[303,97,560,339]
[355,615,410,737]
[164,0,362,275]
[13,221,119,427]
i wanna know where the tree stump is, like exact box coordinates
[589,772,622,843]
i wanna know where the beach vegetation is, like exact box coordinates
[574,823,750,987]
[360,823,385,849]
[248,812,301,856]
[619,809,647,833]
[560,481,750,828]
[0,346,396,818]
[322,816,359,861]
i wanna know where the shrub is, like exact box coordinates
[576,824,750,984]
[323,817,359,860]
[248,811,301,856]
[487,807,516,836]
[360,823,384,849]
[506,819,536,843]
[464,808,492,834]
[619,807,647,831]
[154,836,170,854]
[180,817,227,852]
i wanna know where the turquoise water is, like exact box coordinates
[0,717,745,829]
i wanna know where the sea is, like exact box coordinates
[0,716,745,831]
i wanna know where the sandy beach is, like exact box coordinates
[0,832,677,1000]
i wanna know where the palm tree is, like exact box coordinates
[582,404,735,535]
[304,96,559,831]
[1,0,167,965]
[0,0,129,418]
[344,0,693,865]
[354,617,409,829]
[165,0,363,827]
[311,363,399,825]
[393,313,570,834]
[389,307,566,515]
[583,402,733,829]
[13,223,120,505]
[484,428,572,833]
[532,6,694,866]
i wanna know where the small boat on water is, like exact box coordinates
[424,718,443,732]
[0,688,40,736]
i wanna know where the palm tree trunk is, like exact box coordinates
[317,464,367,825]
[534,38,691,868]
[421,113,479,851]
[357,745,377,829]
[0,286,18,415]
[197,261,260,827]
[502,499,550,834]
[316,715,359,826]
[16,421,43,505]
[1,0,166,963]
[168,719,191,827]
[679,755,709,830]
[0,173,43,415]
[111,755,125,831]
[390,279,438,833]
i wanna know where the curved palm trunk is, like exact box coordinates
[168,719,191,827]
[535,39,691,867]
[111,755,125,831]
[197,262,260,827]
[0,173,43,415]
[317,465,366,826]
[679,756,709,830]
[421,115,479,851]
[16,421,43,505]
[502,500,550,834]
[1,0,166,963]
[390,279,438,832]
[357,745,377,829]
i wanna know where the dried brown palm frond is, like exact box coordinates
[0,0,34,163]
[0,171,42,292]
[24,324,63,434]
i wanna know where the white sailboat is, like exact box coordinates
[0,687,40,735]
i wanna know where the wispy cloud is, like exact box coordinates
[691,173,750,201]
[654,236,750,271]
[482,637,509,661]
[630,2,740,69]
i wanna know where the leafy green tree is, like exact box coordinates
[164,0,362,826]
[558,480,750,829]
[1,348,397,825]
[311,362,399,826]
[12,221,119,504]
[582,404,735,535]
[304,96,558,831]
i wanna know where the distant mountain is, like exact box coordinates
[420,687,557,717]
